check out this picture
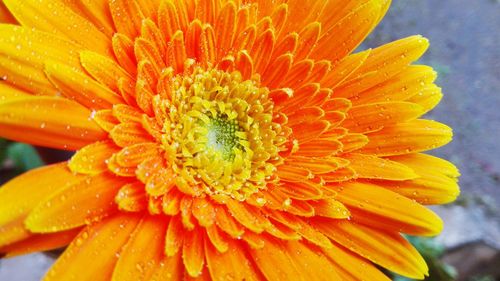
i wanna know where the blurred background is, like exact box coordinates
[1,0,499,280]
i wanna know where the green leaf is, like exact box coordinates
[0,138,9,164]
[6,143,44,171]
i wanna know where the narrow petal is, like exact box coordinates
[314,199,351,219]
[150,252,183,281]
[283,240,342,280]
[69,140,120,175]
[0,96,106,150]
[0,163,83,246]
[0,1,16,23]
[43,214,142,281]
[312,0,382,62]
[80,51,133,93]
[4,0,111,55]
[110,122,155,147]
[342,102,424,133]
[334,181,443,236]
[165,215,184,257]
[182,227,205,277]
[313,219,428,279]
[360,119,453,156]
[249,236,302,280]
[344,153,418,180]
[112,216,168,281]
[26,173,130,233]
[45,61,125,110]
[384,153,460,204]
[322,243,392,281]
[205,239,263,281]
[0,24,83,95]
[109,0,144,39]
[0,228,81,258]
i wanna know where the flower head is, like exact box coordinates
[0,0,459,280]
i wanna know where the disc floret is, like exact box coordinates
[158,66,283,200]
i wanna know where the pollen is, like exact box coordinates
[157,66,284,200]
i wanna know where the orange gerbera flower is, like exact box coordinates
[0,0,459,280]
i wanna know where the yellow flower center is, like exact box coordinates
[158,65,284,200]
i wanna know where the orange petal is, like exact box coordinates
[250,28,275,74]
[92,109,120,132]
[334,181,444,236]
[312,0,381,62]
[384,153,460,204]
[285,156,339,175]
[43,214,142,281]
[200,24,216,66]
[283,240,342,280]
[115,182,148,212]
[360,119,453,156]
[276,164,311,182]
[182,227,205,277]
[295,22,321,61]
[26,173,130,233]
[205,225,229,253]
[320,167,357,183]
[261,53,293,89]
[80,51,133,93]
[235,50,253,80]
[344,153,418,180]
[279,181,323,200]
[162,189,183,216]
[338,35,429,93]
[165,215,184,257]
[296,139,342,157]
[0,24,82,95]
[146,168,176,196]
[205,238,263,280]
[292,120,329,144]
[214,205,245,238]
[272,32,298,61]
[150,252,183,281]
[116,142,160,167]
[312,219,428,279]
[0,163,83,246]
[280,83,319,113]
[45,61,124,110]
[112,216,168,281]
[0,228,81,258]
[280,59,314,89]
[191,197,216,227]
[4,0,110,55]
[248,236,302,280]
[338,133,369,153]
[69,140,119,175]
[349,66,437,105]
[304,60,331,84]
[168,31,188,73]
[226,199,270,233]
[109,0,144,38]
[107,154,137,177]
[321,50,371,88]
[110,122,155,147]
[314,199,350,219]
[0,1,16,23]
[322,243,392,281]
[64,0,115,37]
[0,96,106,150]
[343,102,424,133]
[406,84,443,114]
[112,33,138,76]
[214,1,236,60]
